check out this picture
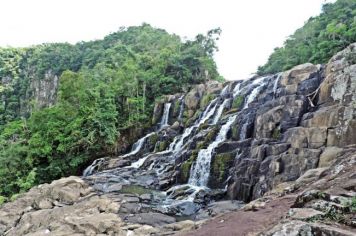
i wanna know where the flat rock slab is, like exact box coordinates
[289,208,324,220]
[124,212,176,226]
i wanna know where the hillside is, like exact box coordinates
[0,24,221,200]
[258,0,356,74]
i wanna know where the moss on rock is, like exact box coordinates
[173,99,181,117]
[155,140,168,152]
[272,128,281,140]
[149,133,158,146]
[185,109,202,127]
[178,150,199,183]
[209,152,235,188]
[195,126,219,150]
[232,95,244,110]
[200,93,216,108]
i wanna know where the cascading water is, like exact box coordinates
[243,77,268,109]
[212,99,230,124]
[273,73,281,97]
[160,103,171,129]
[83,158,104,176]
[239,122,248,140]
[189,115,237,186]
[129,155,150,168]
[199,98,218,123]
[178,95,185,121]
[82,74,284,218]
[220,85,229,97]
[169,98,218,154]
[122,132,155,157]
[233,83,241,98]
[132,98,219,170]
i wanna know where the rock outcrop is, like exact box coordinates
[0,177,123,236]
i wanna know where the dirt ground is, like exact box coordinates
[177,195,296,236]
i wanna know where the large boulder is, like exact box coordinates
[184,84,206,111]
[280,63,320,94]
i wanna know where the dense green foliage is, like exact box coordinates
[258,0,356,74]
[0,24,221,200]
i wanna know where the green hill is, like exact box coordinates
[258,0,356,74]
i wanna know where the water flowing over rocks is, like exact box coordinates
[1,44,356,235]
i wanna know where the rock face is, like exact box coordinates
[1,44,356,235]
[228,43,356,202]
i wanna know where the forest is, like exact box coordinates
[258,0,356,74]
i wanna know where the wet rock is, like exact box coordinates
[158,179,171,190]
[139,194,152,202]
[171,121,180,130]
[159,201,199,216]
[209,152,235,188]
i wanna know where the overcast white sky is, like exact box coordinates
[0,0,335,80]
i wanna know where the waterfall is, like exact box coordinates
[212,99,229,124]
[233,83,241,98]
[122,132,155,157]
[273,73,281,97]
[169,98,218,154]
[83,158,104,177]
[220,85,229,97]
[129,155,150,168]
[189,115,237,186]
[243,77,267,109]
[178,95,185,121]
[160,103,171,129]
[200,98,218,122]
[239,122,248,140]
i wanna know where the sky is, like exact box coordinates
[0,0,335,80]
